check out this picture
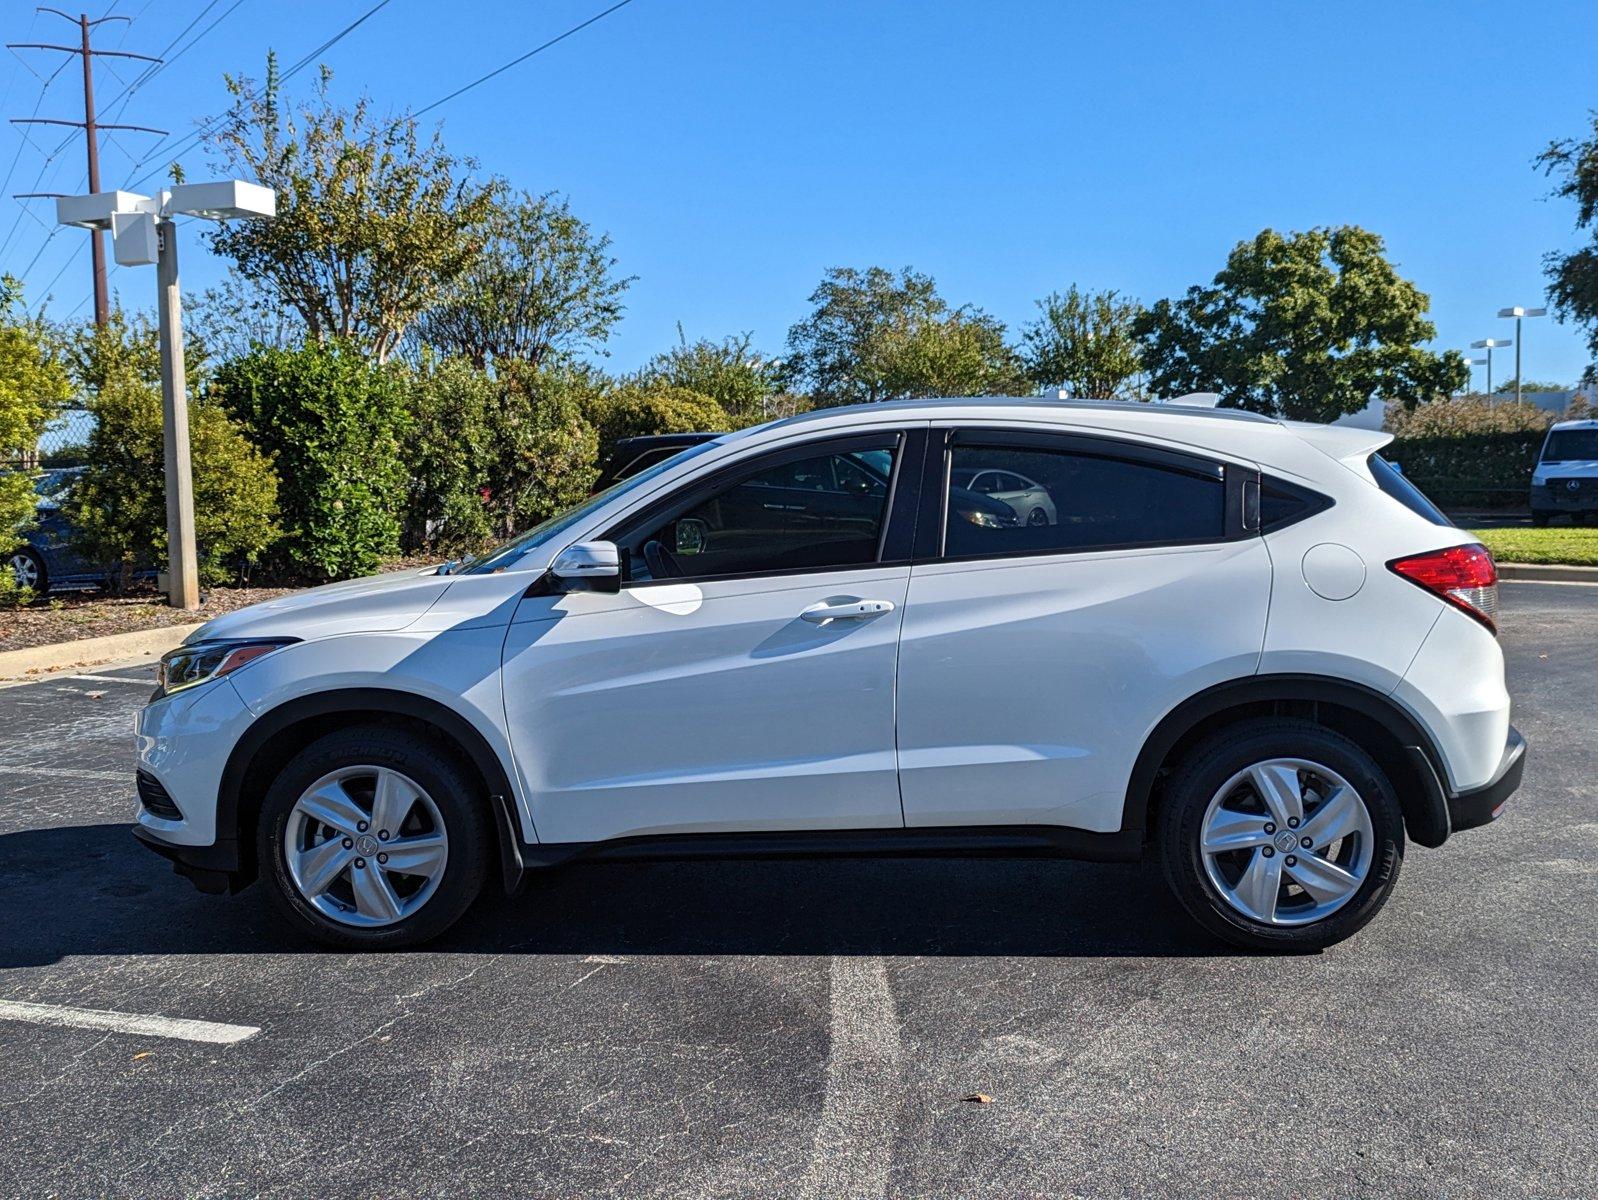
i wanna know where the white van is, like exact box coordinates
[1530,418,1598,526]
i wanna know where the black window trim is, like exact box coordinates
[601,428,928,588]
[1258,473,1335,533]
[922,426,1246,565]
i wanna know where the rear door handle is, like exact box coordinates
[799,598,896,624]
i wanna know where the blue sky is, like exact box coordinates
[4,0,1596,386]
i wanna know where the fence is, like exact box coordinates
[35,407,94,467]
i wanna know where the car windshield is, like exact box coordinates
[32,469,77,507]
[459,438,724,575]
[1542,428,1598,462]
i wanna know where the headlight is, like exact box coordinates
[956,507,1018,528]
[156,639,297,697]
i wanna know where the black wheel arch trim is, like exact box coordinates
[1122,673,1455,848]
[216,687,526,891]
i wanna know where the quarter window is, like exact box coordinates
[943,441,1226,558]
[617,437,901,582]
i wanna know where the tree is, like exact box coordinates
[216,342,409,579]
[875,309,1022,399]
[1136,227,1466,422]
[411,190,632,369]
[783,266,1020,405]
[399,356,497,554]
[638,327,778,426]
[1539,112,1598,382]
[205,55,496,363]
[1021,286,1144,398]
[0,278,70,540]
[1493,379,1569,394]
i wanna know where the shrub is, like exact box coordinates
[1385,431,1547,509]
[217,343,409,579]
[583,382,729,454]
[68,376,281,585]
[1385,394,1554,437]
[399,357,496,555]
[0,569,35,609]
[1,279,71,539]
[489,361,600,537]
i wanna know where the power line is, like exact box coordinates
[414,0,640,118]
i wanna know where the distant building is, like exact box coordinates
[1334,385,1595,432]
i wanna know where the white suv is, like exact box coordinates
[133,398,1525,952]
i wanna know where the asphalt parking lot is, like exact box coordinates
[1,581,1594,1199]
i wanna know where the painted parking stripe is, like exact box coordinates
[68,674,154,685]
[21,768,131,783]
[0,1000,259,1045]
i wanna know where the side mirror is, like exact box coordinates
[675,518,708,556]
[551,540,621,594]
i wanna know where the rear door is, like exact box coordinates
[895,425,1271,834]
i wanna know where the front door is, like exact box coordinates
[501,431,920,845]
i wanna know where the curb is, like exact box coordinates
[0,623,202,683]
[1498,562,1598,584]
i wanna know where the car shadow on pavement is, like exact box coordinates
[0,823,1233,967]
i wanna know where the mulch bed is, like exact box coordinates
[0,585,300,652]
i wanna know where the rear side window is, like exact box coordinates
[943,442,1226,559]
[1369,454,1452,527]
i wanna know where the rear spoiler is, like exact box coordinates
[1283,422,1393,471]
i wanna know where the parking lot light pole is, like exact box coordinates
[1496,307,1546,406]
[1471,339,1512,404]
[1462,356,1487,396]
[55,182,275,609]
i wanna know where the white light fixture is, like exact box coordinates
[1496,306,1548,405]
[1470,338,1513,400]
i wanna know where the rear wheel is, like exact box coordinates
[1156,719,1404,952]
[258,726,492,949]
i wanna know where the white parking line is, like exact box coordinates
[0,1000,259,1045]
[68,674,154,685]
[24,768,130,783]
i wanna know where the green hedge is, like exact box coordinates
[1385,430,1544,509]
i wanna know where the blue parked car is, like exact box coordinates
[7,467,156,595]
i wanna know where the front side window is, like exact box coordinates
[943,441,1226,559]
[617,437,901,582]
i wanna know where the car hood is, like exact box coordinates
[1536,460,1598,477]
[185,567,453,644]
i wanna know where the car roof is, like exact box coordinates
[1549,419,1598,431]
[760,395,1281,433]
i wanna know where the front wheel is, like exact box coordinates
[1156,719,1404,952]
[258,726,492,949]
[1529,511,1550,527]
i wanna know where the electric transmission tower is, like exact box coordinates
[8,7,166,325]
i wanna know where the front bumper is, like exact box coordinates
[1531,482,1598,513]
[132,825,242,894]
[1447,726,1526,834]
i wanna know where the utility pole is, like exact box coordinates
[7,8,164,325]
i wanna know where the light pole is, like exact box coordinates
[1462,356,1487,396]
[1470,338,1512,403]
[56,182,276,609]
[1496,306,1546,405]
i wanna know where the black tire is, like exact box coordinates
[1530,511,1550,528]
[8,546,46,595]
[1156,718,1404,953]
[257,725,493,950]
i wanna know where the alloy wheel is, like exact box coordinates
[9,552,38,588]
[283,765,449,928]
[1198,757,1374,926]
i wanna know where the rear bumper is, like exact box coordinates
[1447,726,1526,834]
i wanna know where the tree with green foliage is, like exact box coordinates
[1539,112,1598,383]
[66,314,277,585]
[399,356,497,554]
[1,278,70,542]
[638,327,779,427]
[784,266,1020,405]
[1493,379,1569,394]
[488,362,600,538]
[1136,227,1466,422]
[584,381,729,453]
[216,342,408,579]
[205,55,496,363]
[412,189,632,370]
[1021,286,1144,399]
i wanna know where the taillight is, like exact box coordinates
[1388,543,1499,633]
